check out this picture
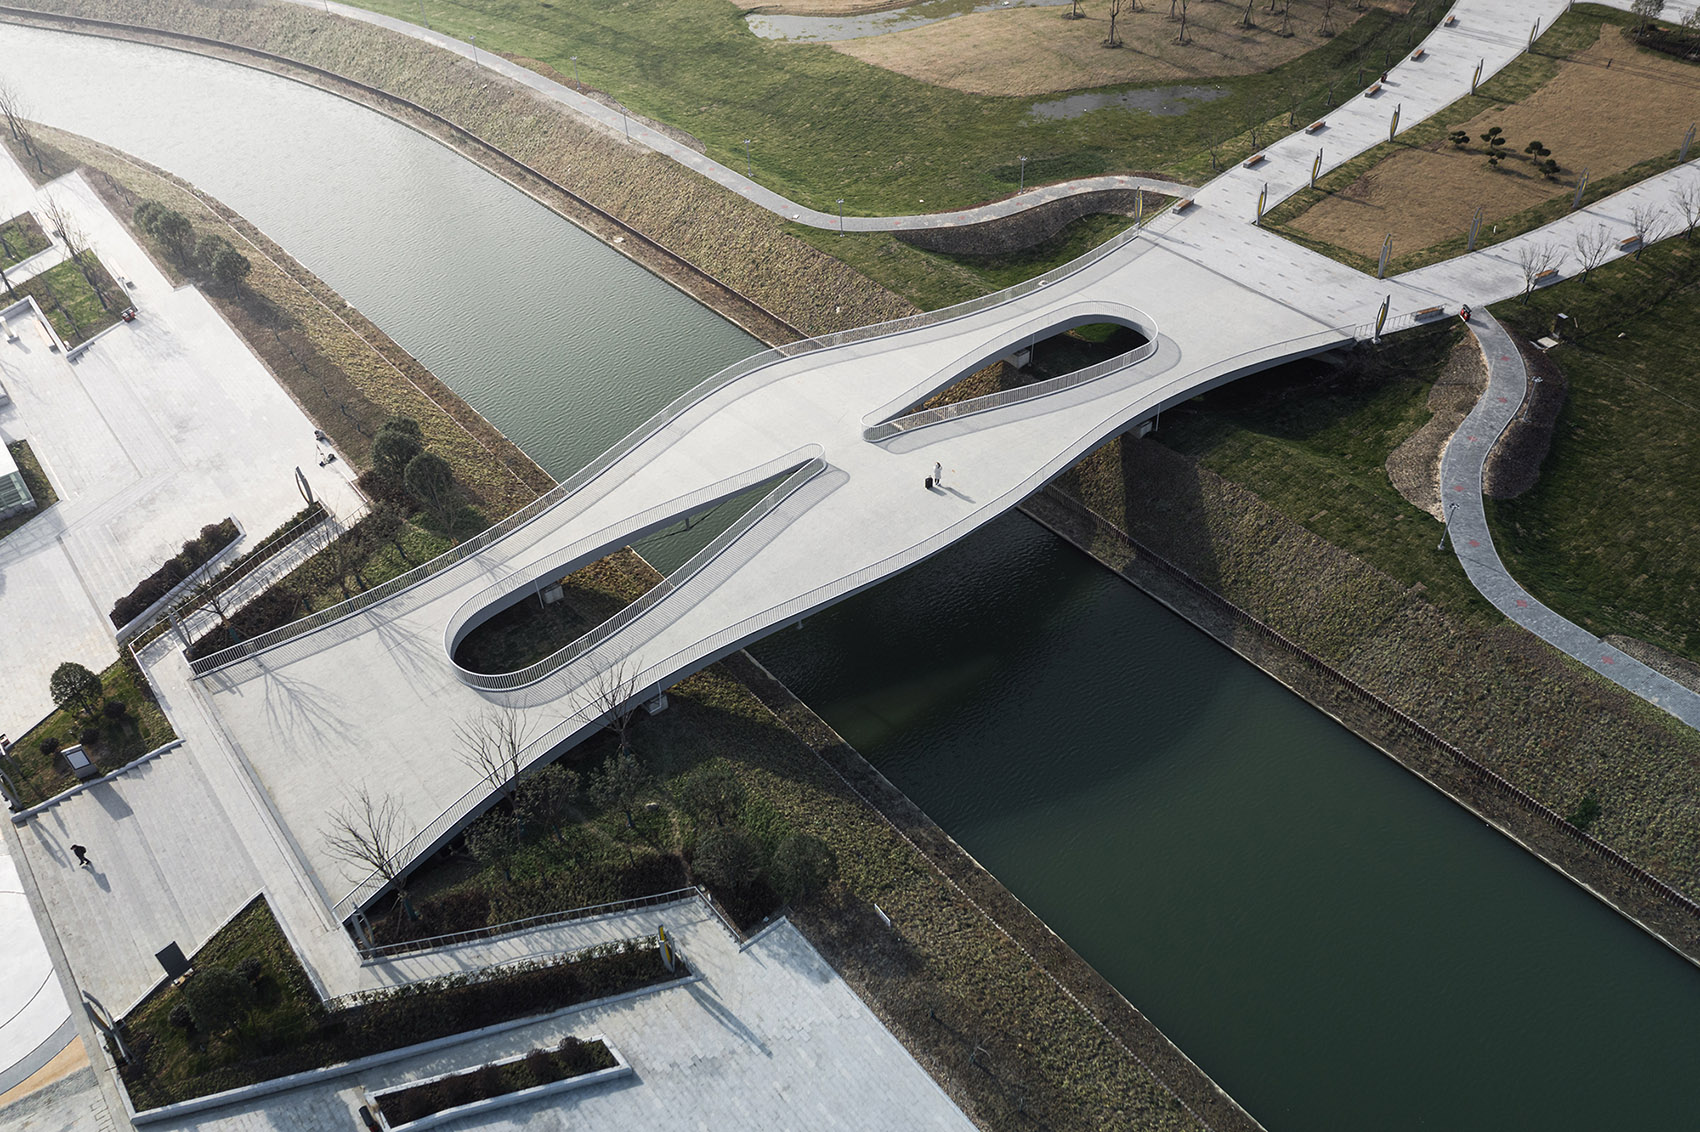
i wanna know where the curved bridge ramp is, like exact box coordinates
[192,235,1355,918]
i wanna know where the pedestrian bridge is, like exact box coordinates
[195,0,1631,917]
[193,226,1372,918]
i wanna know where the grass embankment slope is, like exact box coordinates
[1266,6,1700,273]
[1489,236,1700,666]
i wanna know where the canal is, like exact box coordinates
[7,23,1700,1129]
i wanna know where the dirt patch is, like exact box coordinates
[1483,331,1567,499]
[1385,331,1486,518]
[833,0,1375,98]
[1290,24,1700,259]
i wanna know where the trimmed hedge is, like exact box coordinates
[376,1036,615,1127]
[109,518,238,628]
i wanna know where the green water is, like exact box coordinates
[10,26,1700,1129]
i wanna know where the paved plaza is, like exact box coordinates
[0,154,364,734]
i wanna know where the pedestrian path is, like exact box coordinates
[1448,313,1700,729]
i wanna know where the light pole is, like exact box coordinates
[417,0,427,28]
[837,198,845,234]
[469,33,479,65]
[571,56,580,91]
[1435,501,1459,551]
[1018,155,1028,193]
[744,138,753,179]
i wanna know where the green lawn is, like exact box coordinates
[1151,323,1498,622]
[1488,237,1700,661]
[351,0,1441,214]
[5,654,176,807]
[0,211,50,270]
[0,440,57,542]
[14,256,125,346]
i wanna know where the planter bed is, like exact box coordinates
[371,1036,626,1131]
[110,518,240,628]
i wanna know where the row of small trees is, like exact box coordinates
[1452,126,1561,178]
[133,199,252,292]
[1513,177,1700,301]
[366,416,465,535]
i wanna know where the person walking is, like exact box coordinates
[70,844,91,868]
[933,461,944,488]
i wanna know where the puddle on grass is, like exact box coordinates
[746,0,1070,42]
[1029,84,1229,119]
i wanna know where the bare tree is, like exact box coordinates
[1630,0,1663,35]
[1067,0,1084,17]
[1572,224,1612,284]
[38,195,110,310]
[1628,201,1666,259]
[323,786,417,919]
[582,659,646,755]
[1242,0,1257,28]
[1105,0,1125,45]
[1672,177,1700,242]
[0,78,23,142]
[1175,0,1190,45]
[318,523,369,599]
[456,704,533,834]
[1319,0,1336,35]
[1515,241,1560,303]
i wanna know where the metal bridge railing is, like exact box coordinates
[450,454,831,692]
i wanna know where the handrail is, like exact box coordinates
[450,454,831,692]
[859,299,1155,433]
[331,321,1360,918]
[358,887,699,959]
[865,336,1162,442]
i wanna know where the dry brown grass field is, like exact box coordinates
[835,0,1381,96]
[1289,24,1700,258]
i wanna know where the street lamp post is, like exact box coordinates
[1019,155,1028,193]
[837,198,845,234]
[744,138,753,179]
[470,33,479,65]
[417,0,427,28]
[571,56,580,91]
[1435,501,1459,551]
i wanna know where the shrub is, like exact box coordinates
[371,425,423,479]
[524,1047,558,1084]
[103,699,129,721]
[79,727,101,750]
[236,957,263,984]
[49,662,103,718]
[182,966,255,1037]
[679,762,745,827]
[692,827,762,896]
[167,1003,195,1032]
[770,832,838,904]
[37,735,60,757]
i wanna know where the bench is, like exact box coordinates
[1305,119,1326,133]
[1365,83,1382,97]
[1414,306,1446,320]
[1619,234,1642,249]
[1175,198,1195,211]
[1411,47,1425,59]
[1534,268,1559,285]
[1243,153,1266,168]
[1443,13,1457,24]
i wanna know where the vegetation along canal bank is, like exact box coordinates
[9,4,1700,1121]
[7,114,1258,1132]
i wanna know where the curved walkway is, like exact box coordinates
[282,0,1193,231]
[1448,313,1700,729]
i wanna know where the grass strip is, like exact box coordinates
[0,211,50,269]
[5,653,175,806]
[8,256,124,346]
